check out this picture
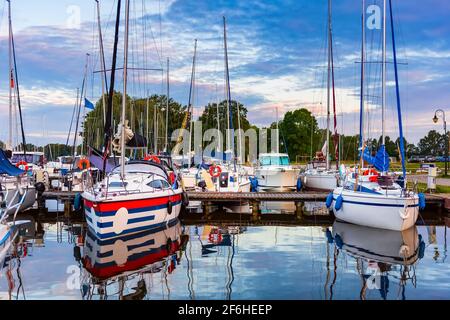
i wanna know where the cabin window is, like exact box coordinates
[148,180,170,189]
[260,156,290,166]
[108,182,128,188]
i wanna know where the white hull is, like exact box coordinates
[332,221,420,265]
[3,187,36,215]
[255,168,299,190]
[303,172,338,191]
[332,187,419,231]
[83,190,183,240]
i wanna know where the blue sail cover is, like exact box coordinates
[362,145,390,172]
[0,149,25,176]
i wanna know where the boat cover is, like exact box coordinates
[362,145,390,172]
[0,149,25,176]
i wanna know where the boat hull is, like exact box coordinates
[4,187,36,215]
[332,187,419,231]
[83,190,183,240]
[332,221,420,265]
[255,168,299,190]
[303,172,338,191]
[83,220,183,280]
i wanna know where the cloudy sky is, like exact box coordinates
[0,0,449,146]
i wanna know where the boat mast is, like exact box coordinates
[329,0,339,170]
[101,0,121,173]
[187,39,197,161]
[382,0,386,148]
[120,0,130,178]
[72,53,89,163]
[326,0,331,171]
[276,107,280,153]
[359,0,366,168]
[389,0,407,181]
[165,58,170,151]
[223,16,236,169]
[216,84,221,155]
[9,0,27,155]
[8,0,12,150]
[95,0,109,126]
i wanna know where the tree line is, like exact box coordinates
[1,94,447,162]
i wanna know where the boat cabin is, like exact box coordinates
[258,153,291,167]
[11,151,46,167]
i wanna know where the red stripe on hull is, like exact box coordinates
[83,242,180,280]
[84,194,182,212]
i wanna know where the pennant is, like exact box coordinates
[85,98,95,110]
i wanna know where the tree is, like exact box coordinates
[83,92,186,152]
[418,130,445,156]
[278,108,321,161]
[199,100,251,154]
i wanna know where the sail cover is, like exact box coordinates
[0,149,25,176]
[88,146,119,173]
[362,145,390,172]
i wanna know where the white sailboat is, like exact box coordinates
[1,0,36,213]
[181,17,250,193]
[329,0,424,231]
[82,0,184,240]
[303,0,340,192]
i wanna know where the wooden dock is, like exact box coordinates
[41,190,448,209]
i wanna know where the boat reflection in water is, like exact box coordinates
[79,220,188,300]
[326,221,426,300]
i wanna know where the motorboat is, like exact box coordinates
[255,153,300,191]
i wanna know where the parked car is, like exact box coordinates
[408,156,420,163]
[436,156,449,162]
[425,155,436,162]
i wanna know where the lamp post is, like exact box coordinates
[433,109,448,176]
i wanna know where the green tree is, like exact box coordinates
[83,92,186,152]
[198,100,251,154]
[278,108,321,161]
[418,130,445,156]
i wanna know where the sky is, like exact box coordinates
[0,0,449,146]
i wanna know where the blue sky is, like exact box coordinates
[0,0,449,146]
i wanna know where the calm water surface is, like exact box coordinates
[0,209,448,300]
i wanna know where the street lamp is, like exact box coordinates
[433,109,448,176]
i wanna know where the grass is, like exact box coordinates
[407,181,450,194]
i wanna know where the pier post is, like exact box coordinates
[295,201,304,220]
[64,200,72,218]
[252,200,260,221]
[203,201,211,220]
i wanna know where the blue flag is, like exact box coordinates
[85,98,95,110]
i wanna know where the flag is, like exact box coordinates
[10,70,14,88]
[85,98,95,110]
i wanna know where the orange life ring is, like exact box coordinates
[16,160,29,172]
[78,159,90,170]
[208,232,223,244]
[144,154,161,164]
[363,169,378,176]
[209,165,222,178]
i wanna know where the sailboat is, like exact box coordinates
[0,0,36,213]
[329,222,424,300]
[179,18,250,193]
[329,0,424,231]
[81,221,188,300]
[210,16,251,193]
[81,0,184,240]
[302,0,340,192]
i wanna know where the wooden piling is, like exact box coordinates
[64,200,72,218]
[295,201,304,220]
[251,200,260,221]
